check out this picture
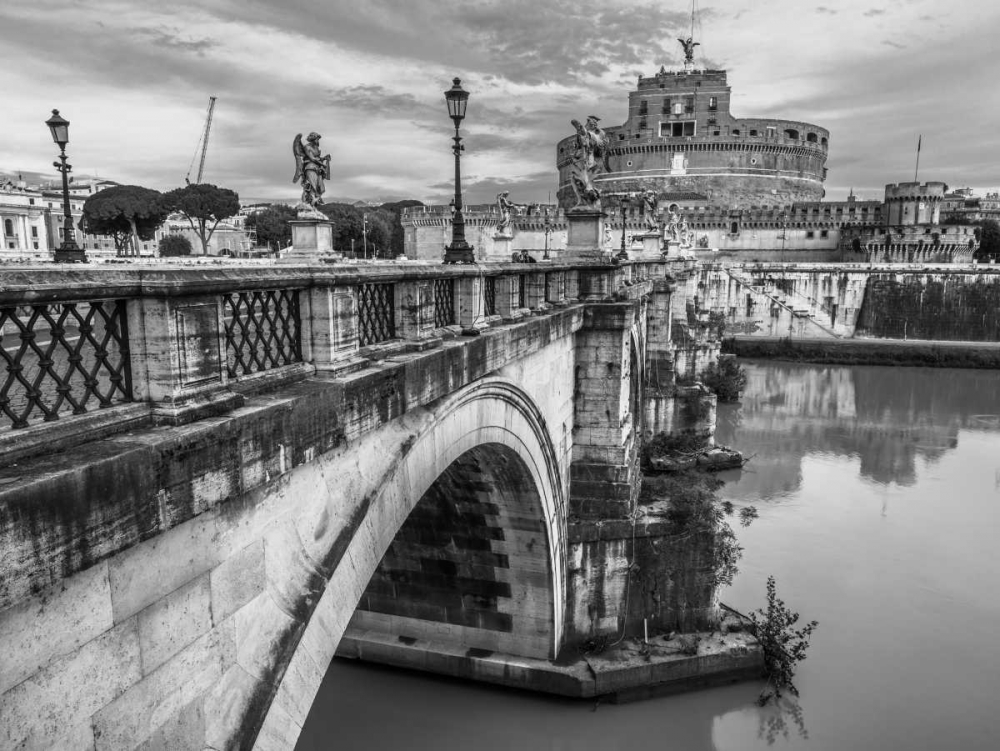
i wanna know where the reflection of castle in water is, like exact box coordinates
[716,363,1000,496]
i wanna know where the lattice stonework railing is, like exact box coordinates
[223,289,302,378]
[433,278,455,328]
[0,300,133,429]
[483,277,497,317]
[357,283,395,346]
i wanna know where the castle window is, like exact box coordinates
[750,129,758,137]
[673,102,684,116]
[639,118,647,129]
[708,96,718,110]
[806,132,818,143]
[661,121,696,137]
[639,100,648,115]
[784,128,799,140]
[821,230,829,238]
[821,137,828,146]
[766,126,777,138]
[733,129,740,136]
[713,130,720,136]
[806,231,815,239]
[662,98,671,113]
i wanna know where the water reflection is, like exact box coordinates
[716,362,1000,494]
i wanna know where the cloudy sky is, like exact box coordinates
[3,0,997,205]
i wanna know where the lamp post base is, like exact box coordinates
[443,243,475,264]
[54,247,87,263]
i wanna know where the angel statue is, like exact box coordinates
[678,37,700,64]
[292,132,332,217]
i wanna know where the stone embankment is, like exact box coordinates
[724,335,1000,368]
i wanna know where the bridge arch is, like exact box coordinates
[249,376,566,748]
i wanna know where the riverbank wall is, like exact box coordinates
[724,336,1000,368]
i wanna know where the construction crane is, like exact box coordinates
[185,96,217,185]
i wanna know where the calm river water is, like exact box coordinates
[297,361,1000,751]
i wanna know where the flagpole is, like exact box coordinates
[914,135,921,182]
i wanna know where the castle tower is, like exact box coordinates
[883,182,948,226]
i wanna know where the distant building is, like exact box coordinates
[0,178,49,254]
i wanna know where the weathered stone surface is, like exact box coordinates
[108,512,222,624]
[0,561,113,695]
[0,618,140,750]
[210,539,266,623]
[92,618,235,751]
[138,573,214,675]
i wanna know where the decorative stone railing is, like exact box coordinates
[0,260,666,464]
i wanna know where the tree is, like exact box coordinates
[974,219,1000,262]
[162,183,240,255]
[245,205,296,250]
[320,203,392,257]
[379,199,424,256]
[158,234,192,257]
[80,185,167,256]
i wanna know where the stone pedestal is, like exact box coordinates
[489,234,513,263]
[280,218,338,264]
[563,209,608,261]
[663,239,682,258]
[638,232,664,259]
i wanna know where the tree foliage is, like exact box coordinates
[974,219,1000,261]
[80,185,167,256]
[162,183,240,255]
[158,234,192,257]
[378,199,424,256]
[747,577,819,705]
[320,203,394,257]
[245,205,296,250]
[702,357,748,403]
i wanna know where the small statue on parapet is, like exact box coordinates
[496,191,517,237]
[292,132,331,218]
[641,190,660,231]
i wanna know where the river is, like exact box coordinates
[296,361,1000,751]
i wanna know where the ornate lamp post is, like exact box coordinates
[617,195,631,260]
[45,109,86,263]
[443,78,474,264]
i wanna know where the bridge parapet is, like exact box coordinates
[0,261,655,467]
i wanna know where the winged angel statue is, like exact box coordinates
[292,132,332,217]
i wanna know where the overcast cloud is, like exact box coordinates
[2,0,997,204]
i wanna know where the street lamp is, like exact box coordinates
[45,109,85,263]
[617,195,631,260]
[443,78,474,264]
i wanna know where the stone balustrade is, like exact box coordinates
[0,260,677,466]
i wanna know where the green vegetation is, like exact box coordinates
[162,183,241,255]
[974,219,1000,262]
[245,204,295,250]
[158,234,192,257]
[744,577,819,704]
[701,357,748,402]
[80,185,167,256]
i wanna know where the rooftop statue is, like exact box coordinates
[568,115,610,211]
[678,37,700,64]
[292,132,331,218]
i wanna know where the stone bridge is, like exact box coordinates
[0,258,742,750]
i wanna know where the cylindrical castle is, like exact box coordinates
[556,68,829,209]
